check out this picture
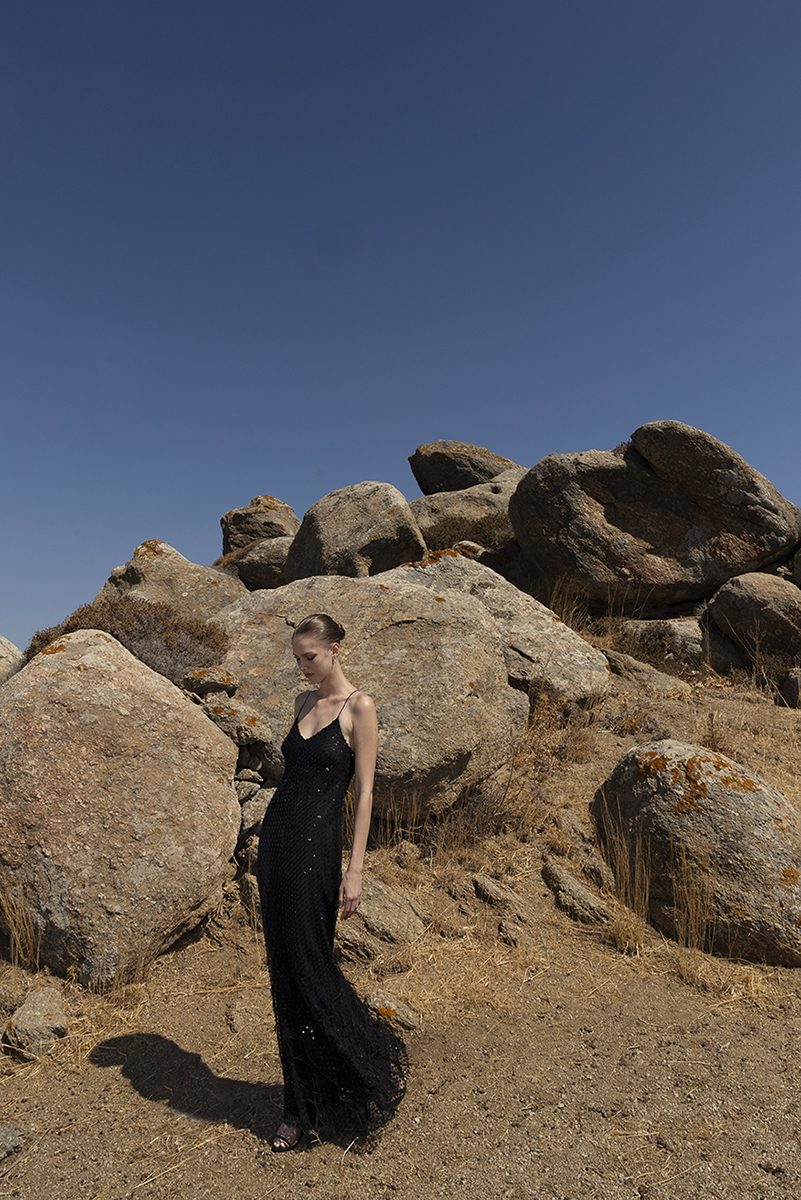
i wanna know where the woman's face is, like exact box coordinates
[292,633,338,684]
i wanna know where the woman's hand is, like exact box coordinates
[338,868,363,921]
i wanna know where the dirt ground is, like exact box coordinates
[3,669,801,1200]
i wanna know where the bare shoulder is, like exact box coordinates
[349,691,377,724]
[344,692,377,743]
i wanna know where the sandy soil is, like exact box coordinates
[3,670,801,1200]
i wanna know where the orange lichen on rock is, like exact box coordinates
[41,642,67,655]
[638,749,763,815]
[134,540,168,559]
[780,866,800,888]
[636,751,668,778]
[250,495,292,513]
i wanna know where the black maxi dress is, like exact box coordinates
[257,693,408,1137]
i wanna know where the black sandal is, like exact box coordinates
[271,1121,303,1153]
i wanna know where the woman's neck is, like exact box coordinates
[315,663,351,700]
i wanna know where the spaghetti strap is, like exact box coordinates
[296,692,314,723]
[336,689,358,718]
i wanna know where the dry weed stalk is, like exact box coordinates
[541,575,591,633]
[591,790,651,956]
[671,839,717,987]
[0,877,40,973]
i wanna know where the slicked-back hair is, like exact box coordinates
[293,613,346,646]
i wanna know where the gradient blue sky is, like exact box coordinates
[3,2,800,651]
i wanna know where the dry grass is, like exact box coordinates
[383,928,547,1027]
[592,795,651,956]
[538,574,592,633]
[23,594,229,686]
[0,878,40,973]
[671,840,718,987]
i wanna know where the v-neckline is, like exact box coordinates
[296,715,341,742]
[295,690,356,745]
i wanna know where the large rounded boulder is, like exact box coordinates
[409,468,525,553]
[408,441,521,495]
[283,482,426,582]
[708,572,801,660]
[0,630,240,986]
[592,740,801,965]
[509,422,801,608]
[214,575,528,818]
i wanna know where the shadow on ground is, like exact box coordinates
[90,1033,282,1139]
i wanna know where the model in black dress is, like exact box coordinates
[257,614,407,1150]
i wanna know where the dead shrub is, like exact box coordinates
[23,595,229,686]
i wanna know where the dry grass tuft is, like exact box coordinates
[671,840,717,987]
[697,710,735,758]
[537,575,592,633]
[0,878,40,973]
[348,923,549,1028]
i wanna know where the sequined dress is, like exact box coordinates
[257,695,408,1136]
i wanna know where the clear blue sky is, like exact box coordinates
[3,1,800,651]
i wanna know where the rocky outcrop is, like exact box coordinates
[0,630,240,986]
[409,468,525,553]
[96,541,247,622]
[0,637,22,684]
[214,574,528,818]
[592,740,801,965]
[387,552,610,705]
[509,421,801,608]
[282,482,426,582]
[541,857,611,925]
[409,440,521,495]
[708,573,801,660]
[220,495,301,555]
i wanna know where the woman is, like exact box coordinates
[257,613,407,1151]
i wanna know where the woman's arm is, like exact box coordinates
[338,692,378,920]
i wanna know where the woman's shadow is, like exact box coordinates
[89,1033,282,1140]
